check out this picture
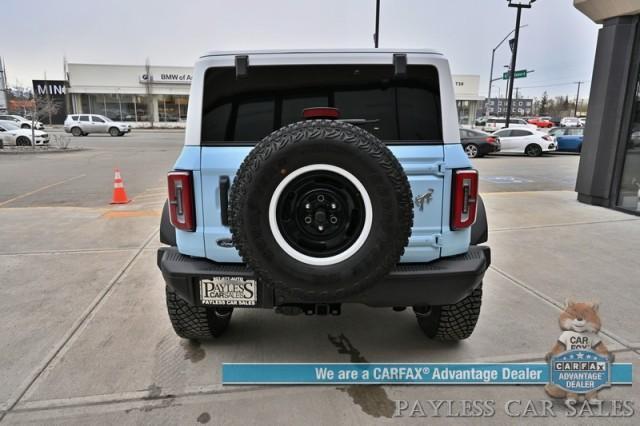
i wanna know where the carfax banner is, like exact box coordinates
[223,361,632,385]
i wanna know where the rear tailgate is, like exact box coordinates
[200,145,445,264]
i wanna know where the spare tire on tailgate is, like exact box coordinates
[229,120,413,301]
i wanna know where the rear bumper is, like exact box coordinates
[157,245,491,308]
[479,144,500,155]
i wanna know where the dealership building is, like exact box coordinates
[67,63,191,126]
[66,63,482,127]
[574,0,640,215]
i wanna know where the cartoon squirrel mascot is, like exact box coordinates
[544,300,614,404]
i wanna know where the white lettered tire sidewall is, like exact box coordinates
[268,164,373,266]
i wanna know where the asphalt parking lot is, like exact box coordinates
[0,130,638,424]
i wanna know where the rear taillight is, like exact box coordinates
[451,169,479,230]
[167,171,195,231]
[486,137,496,144]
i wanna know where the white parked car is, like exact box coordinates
[63,114,131,136]
[0,114,45,130]
[483,117,537,133]
[0,120,49,146]
[492,128,556,157]
[561,117,581,127]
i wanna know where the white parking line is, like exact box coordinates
[0,174,86,207]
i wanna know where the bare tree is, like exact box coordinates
[29,96,62,149]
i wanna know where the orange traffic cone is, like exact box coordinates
[110,168,131,204]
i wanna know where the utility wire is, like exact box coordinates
[514,80,591,90]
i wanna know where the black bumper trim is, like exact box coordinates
[157,245,491,308]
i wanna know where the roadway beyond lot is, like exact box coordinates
[0,131,638,424]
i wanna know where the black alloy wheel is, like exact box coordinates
[276,170,366,259]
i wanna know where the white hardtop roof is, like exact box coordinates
[200,48,443,58]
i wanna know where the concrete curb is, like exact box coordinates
[0,147,87,155]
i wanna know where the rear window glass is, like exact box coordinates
[201,64,442,144]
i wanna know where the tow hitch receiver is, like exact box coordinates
[275,304,341,316]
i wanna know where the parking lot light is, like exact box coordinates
[505,0,536,128]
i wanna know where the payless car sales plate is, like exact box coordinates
[200,277,257,306]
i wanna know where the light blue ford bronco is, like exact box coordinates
[157,49,490,341]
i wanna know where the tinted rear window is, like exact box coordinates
[201,64,442,144]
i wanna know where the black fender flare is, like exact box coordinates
[470,195,488,245]
[160,200,177,246]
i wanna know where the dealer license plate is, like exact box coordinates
[199,277,257,306]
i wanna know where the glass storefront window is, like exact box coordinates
[78,94,155,122]
[135,95,151,122]
[617,78,640,213]
[104,94,121,120]
[80,94,90,114]
[77,93,189,123]
[158,95,179,122]
[176,96,188,121]
[120,95,136,122]
[457,100,470,125]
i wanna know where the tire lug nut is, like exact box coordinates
[318,225,324,232]
[331,203,337,209]
[330,216,338,224]
[304,216,312,224]
[317,195,325,202]
[305,203,311,209]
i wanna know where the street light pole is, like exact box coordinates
[373,0,380,48]
[505,0,535,128]
[486,24,528,117]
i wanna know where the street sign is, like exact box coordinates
[503,69,527,80]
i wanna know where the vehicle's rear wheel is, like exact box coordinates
[165,286,233,340]
[109,127,120,137]
[16,136,31,146]
[414,285,483,341]
[525,144,543,157]
[71,127,82,137]
[464,144,479,158]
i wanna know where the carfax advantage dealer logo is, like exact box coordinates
[550,350,610,394]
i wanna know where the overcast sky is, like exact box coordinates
[3,0,598,99]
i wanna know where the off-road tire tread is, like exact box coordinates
[228,119,413,301]
[416,285,482,341]
[165,286,231,339]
